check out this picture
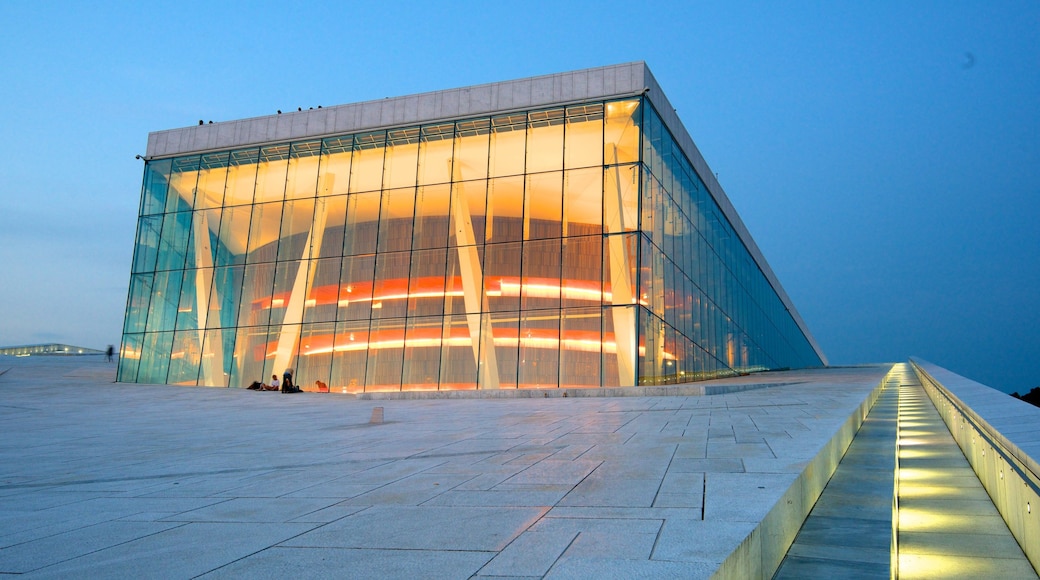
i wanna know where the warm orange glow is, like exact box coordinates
[277,327,623,358]
[256,276,613,312]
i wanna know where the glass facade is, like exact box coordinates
[120,96,823,392]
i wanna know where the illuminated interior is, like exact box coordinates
[120,97,823,391]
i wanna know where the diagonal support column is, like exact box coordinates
[272,190,330,377]
[192,211,225,386]
[452,185,499,389]
[606,157,636,387]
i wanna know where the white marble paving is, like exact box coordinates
[0,356,888,578]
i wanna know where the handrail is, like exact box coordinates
[910,359,1040,495]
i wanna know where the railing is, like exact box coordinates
[910,357,1040,574]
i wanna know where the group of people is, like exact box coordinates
[246,370,332,393]
[247,368,302,393]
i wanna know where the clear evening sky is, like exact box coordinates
[1,2,1037,392]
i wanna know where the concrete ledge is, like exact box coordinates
[910,357,1040,575]
[355,381,803,401]
[710,367,890,579]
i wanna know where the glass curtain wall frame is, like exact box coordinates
[121,94,821,391]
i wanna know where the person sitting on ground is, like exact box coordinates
[247,380,264,390]
[265,374,280,391]
[315,380,328,393]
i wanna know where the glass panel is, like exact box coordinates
[560,307,601,387]
[167,329,202,385]
[138,331,174,384]
[224,148,259,206]
[638,308,664,385]
[338,254,376,321]
[319,136,352,197]
[562,235,602,308]
[383,128,419,189]
[408,248,447,317]
[603,163,639,233]
[196,208,222,267]
[246,201,283,263]
[140,158,171,216]
[156,211,192,272]
[453,118,489,181]
[123,274,153,334]
[481,313,518,389]
[187,221,214,278]
[145,270,182,332]
[448,180,487,247]
[489,113,526,177]
[637,237,657,315]
[653,179,665,248]
[206,265,244,330]
[276,198,316,262]
[664,258,676,328]
[317,194,348,259]
[195,152,229,209]
[343,191,380,256]
[402,315,442,391]
[438,314,478,390]
[304,257,341,324]
[526,108,564,173]
[564,103,604,169]
[349,131,385,193]
[485,176,524,244]
[328,320,369,393]
[366,317,405,390]
[269,261,300,327]
[371,251,409,319]
[518,309,560,388]
[132,215,162,273]
[641,172,657,242]
[520,238,561,311]
[238,262,276,328]
[663,325,678,384]
[175,268,206,331]
[117,333,142,382]
[645,106,663,180]
[296,322,335,391]
[563,167,602,237]
[413,183,451,249]
[377,187,415,253]
[524,171,562,240]
[603,233,638,307]
[215,205,251,266]
[602,305,637,387]
[443,244,483,316]
[285,141,321,200]
[483,242,521,313]
[167,156,199,213]
[254,144,289,203]
[228,325,279,390]
[418,123,454,185]
[199,328,234,387]
[604,99,641,164]
[651,243,665,318]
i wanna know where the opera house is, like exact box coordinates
[119,62,825,392]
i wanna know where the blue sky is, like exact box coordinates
[1,1,1037,393]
